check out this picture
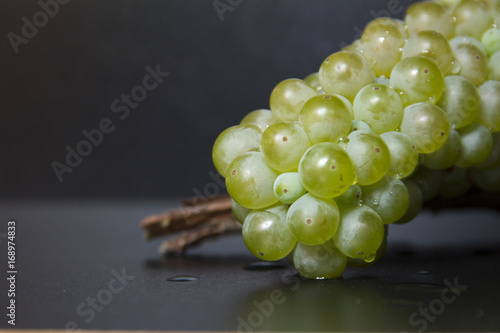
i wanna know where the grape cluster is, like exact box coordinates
[212,0,500,279]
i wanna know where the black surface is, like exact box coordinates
[1,200,500,331]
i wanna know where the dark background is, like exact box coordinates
[0,0,416,199]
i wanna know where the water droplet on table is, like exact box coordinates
[167,276,199,282]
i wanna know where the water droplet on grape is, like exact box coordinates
[373,199,379,206]
[363,253,376,263]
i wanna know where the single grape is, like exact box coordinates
[456,122,494,167]
[212,124,262,176]
[402,30,454,75]
[453,43,489,85]
[422,129,462,169]
[299,142,356,198]
[380,131,419,179]
[440,167,473,198]
[226,152,279,209]
[347,225,388,267]
[390,56,445,105]
[243,207,296,261]
[477,80,500,132]
[261,122,311,172]
[400,102,450,154]
[344,131,391,186]
[319,51,375,101]
[334,184,362,208]
[405,1,454,38]
[350,119,372,133]
[286,193,340,245]
[436,75,480,130]
[353,83,404,134]
[231,199,252,224]
[240,109,274,132]
[299,94,352,144]
[449,35,488,56]
[333,205,384,260]
[361,175,410,224]
[394,179,424,224]
[475,133,500,170]
[453,0,495,40]
[303,72,322,92]
[481,27,500,55]
[273,172,307,205]
[409,166,444,202]
[270,78,317,122]
[470,166,500,192]
[292,240,347,279]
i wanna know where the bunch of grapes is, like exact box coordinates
[212,0,500,279]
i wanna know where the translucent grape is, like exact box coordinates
[286,193,340,245]
[380,131,419,179]
[410,166,444,202]
[436,75,480,129]
[347,225,388,267]
[212,124,262,176]
[292,240,347,279]
[319,51,375,101]
[270,79,317,122]
[240,109,274,132]
[226,152,279,209]
[453,43,489,85]
[449,35,488,56]
[405,1,454,38]
[456,122,494,167]
[475,133,500,170]
[334,184,362,208]
[453,0,495,40]
[403,30,454,75]
[439,167,472,197]
[489,51,500,81]
[359,18,406,77]
[273,172,307,204]
[400,102,450,154]
[470,166,500,192]
[481,28,500,56]
[394,179,423,224]
[231,199,252,224]
[477,80,500,132]
[344,131,391,186]
[352,83,404,134]
[243,207,296,261]
[333,205,384,260]
[422,129,462,169]
[299,142,356,198]
[299,94,352,144]
[303,72,322,92]
[361,175,410,224]
[261,122,311,172]
[390,56,445,105]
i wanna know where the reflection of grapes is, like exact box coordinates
[213,0,500,279]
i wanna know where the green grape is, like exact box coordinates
[292,240,347,279]
[344,131,391,186]
[453,0,495,40]
[410,166,444,202]
[422,129,462,169]
[405,1,454,38]
[470,166,500,192]
[226,152,279,209]
[453,43,489,85]
[286,193,340,245]
[333,93,354,119]
[361,175,410,224]
[352,83,404,134]
[400,102,450,154]
[212,124,262,176]
[456,122,494,167]
[242,208,296,261]
[341,39,362,54]
[299,142,356,198]
[394,179,423,224]
[347,225,388,267]
[477,80,500,132]
[475,133,500,170]
[439,167,473,198]
[359,18,406,77]
[319,51,375,101]
[436,75,480,129]
[380,131,419,179]
[482,28,500,55]
[303,72,322,92]
[449,35,488,56]
[231,199,252,224]
[350,119,372,133]
[335,184,362,208]
[273,172,307,204]
[390,56,445,105]
[240,109,275,132]
[403,30,454,75]
[270,78,317,122]
[333,205,384,261]
[261,122,311,172]
[299,94,352,144]
[489,51,500,81]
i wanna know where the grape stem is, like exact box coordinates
[141,190,499,254]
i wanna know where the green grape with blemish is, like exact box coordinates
[453,43,489,85]
[273,172,307,205]
[335,184,362,208]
